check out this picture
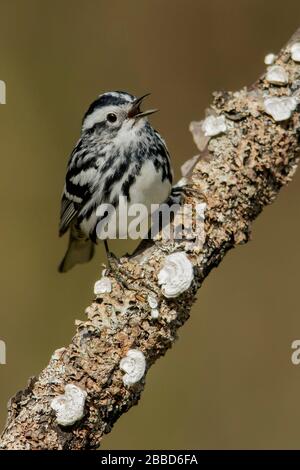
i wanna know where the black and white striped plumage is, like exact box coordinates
[59,91,173,272]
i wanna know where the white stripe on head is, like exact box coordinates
[82,105,121,131]
[82,91,136,131]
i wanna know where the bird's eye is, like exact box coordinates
[107,113,117,123]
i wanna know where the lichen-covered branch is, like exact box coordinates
[1,29,300,450]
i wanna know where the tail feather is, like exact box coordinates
[58,227,95,273]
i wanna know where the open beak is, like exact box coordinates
[128,93,159,119]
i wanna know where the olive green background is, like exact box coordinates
[0,0,300,449]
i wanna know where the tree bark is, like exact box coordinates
[1,28,300,450]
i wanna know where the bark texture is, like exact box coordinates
[1,29,300,450]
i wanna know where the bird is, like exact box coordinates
[58,91,173,273]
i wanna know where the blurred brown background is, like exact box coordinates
[0,0,300,450]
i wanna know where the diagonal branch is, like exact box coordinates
[1,28,300,450]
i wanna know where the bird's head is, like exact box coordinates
[81,91,158,139]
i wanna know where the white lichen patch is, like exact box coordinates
[120,349,146,387]
[147,294,158,309]
[189,110,227,151]
[264,53,276,65]
[158,252,194,298]
[263,96,298,121]
[147,294,160,319]
[150,308,159,319]
[189,120,210,151]
[290,42,300,62]
[201,115,227,137]
[94,270,112,295]
[51,347,67,362]
[265,65,288,85]
[51,384,87,426]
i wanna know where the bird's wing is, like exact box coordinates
[59,139,98,236]
[59,194,79,236]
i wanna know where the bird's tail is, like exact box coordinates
[58,225,95,273]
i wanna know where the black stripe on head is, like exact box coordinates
[83,91,135,121]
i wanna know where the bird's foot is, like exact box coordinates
[169,182,208,205]
[181,184,208,203]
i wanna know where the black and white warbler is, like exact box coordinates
[59,91,173,272]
